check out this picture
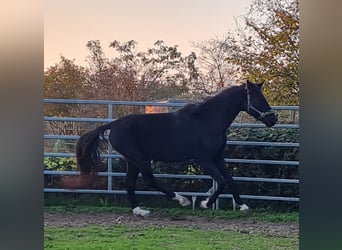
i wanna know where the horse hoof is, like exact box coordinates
[200,198,209,209]
[180,197,191,207]
[133,207,151,217]
[239,204,249,212]
[173,193,191,207]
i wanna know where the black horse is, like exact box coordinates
[75,80,277,216]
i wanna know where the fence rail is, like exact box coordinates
[44,99,299,210]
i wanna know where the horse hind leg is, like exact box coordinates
[198,161,227,209]
[199,176,226,209]
[125,161,151,217]
[139,163,191,207]
[173,192,191,207]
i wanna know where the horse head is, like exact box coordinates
[243,80,278,127]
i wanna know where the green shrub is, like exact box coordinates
[44,157,77,188]
[44,157,77,171]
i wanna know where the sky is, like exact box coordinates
[44,0,254,70]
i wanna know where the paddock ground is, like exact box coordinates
[44,211,298,238]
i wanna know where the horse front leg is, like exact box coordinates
[216,158,249,212]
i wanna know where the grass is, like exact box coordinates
[44,197,299,249]
[45,225,298,250]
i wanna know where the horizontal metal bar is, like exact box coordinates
[218,194,299,202]
[230,123,299,129]
[44,170,212,179]
[225,158,299,166]
[271,106,299,110]
[43,188,298,202]
[226,141,299,147]
[44,116,298,129]
[43,153,298,166]
[44,99,186,107]
[44,152,75,157]
[44,170,298,184]
[43,152,125,159]
[43,135,299,148]
[44,117,113,123]
[233,177,299,184]
[44,135,80,140]
[44,99,299,111]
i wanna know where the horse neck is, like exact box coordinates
[201,87,244,132]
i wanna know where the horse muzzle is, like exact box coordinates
[260,111,278,127]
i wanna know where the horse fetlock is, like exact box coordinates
[239,204,249,212]
[173,192,191,207]
[133,206,150,217]
[200,197,210,209]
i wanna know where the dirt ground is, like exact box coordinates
[44,212,298,238]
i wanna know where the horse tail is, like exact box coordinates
[61,123,112,189]
[76,123,112,175]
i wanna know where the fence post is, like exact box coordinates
[107,104,113,191]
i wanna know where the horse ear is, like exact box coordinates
[257,80,265,89]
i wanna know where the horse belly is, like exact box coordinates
[141,132,196,162]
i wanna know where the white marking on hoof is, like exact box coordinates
[133,207,150,217]
[200,197,209,209]
[173,192,191,207]
[239,204,249,212]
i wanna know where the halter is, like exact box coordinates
[245,84,275,119]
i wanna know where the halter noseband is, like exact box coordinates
[246,84,275,119]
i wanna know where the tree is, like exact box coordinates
[191,38,242,96]
[44,56,95,116]
[44,57,95,135]
[108,39,191,100]
[78,39,199,117]
[192,0,299,104]
[44,57,92,101]
[85,39,195,102]
[227,0,299,105]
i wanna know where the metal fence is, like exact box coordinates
[44,99,299,210]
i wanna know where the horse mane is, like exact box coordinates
[196,84,244,112]
[176,84,243,116]
[213,84,244,99]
